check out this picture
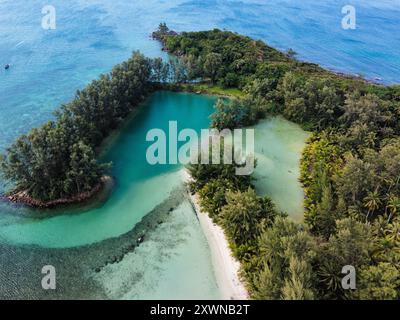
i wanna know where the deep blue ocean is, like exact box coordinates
[0,0,399,151]
[0,0,399,299]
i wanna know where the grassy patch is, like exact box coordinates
[179,83,245,99]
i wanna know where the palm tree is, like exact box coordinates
[364,132,376,149]
[386,194,400,223]
[363,190,381,222]
[386,174,400,194]
[385,219,400,243]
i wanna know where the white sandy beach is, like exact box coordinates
[182,170,249,300]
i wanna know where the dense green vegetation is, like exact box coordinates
[160,27,400,299]
[0,51,181,202]
[210,98,262,130]
[187,148,281,261]
[1,23,399,299]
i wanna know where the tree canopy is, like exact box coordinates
[169,29,400,300]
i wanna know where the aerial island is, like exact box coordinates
[1,24,399,300]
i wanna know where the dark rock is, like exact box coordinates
[137,235,145,244]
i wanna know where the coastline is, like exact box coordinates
[4,175,113,209]
[182,170,249,300]
[170,83,245,99]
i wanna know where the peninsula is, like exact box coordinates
[1,24,399,300]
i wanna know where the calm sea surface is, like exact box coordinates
[0,0,398,299]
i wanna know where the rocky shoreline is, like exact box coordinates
[151,27,179,53]
[4,176,113,209]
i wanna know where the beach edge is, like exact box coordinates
[182,170,249,300]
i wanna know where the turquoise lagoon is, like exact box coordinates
[0,91,308,299]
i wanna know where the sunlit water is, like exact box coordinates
[0,0,398,299]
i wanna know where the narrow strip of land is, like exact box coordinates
[183,170,249,300]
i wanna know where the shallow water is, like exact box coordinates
[0,185,220,299]
[0,90,309,299]
[93,200,220,300]
[0,92,216,247]
[253,117,310,221]
[0,0,398,299]
[0,91,222,299]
